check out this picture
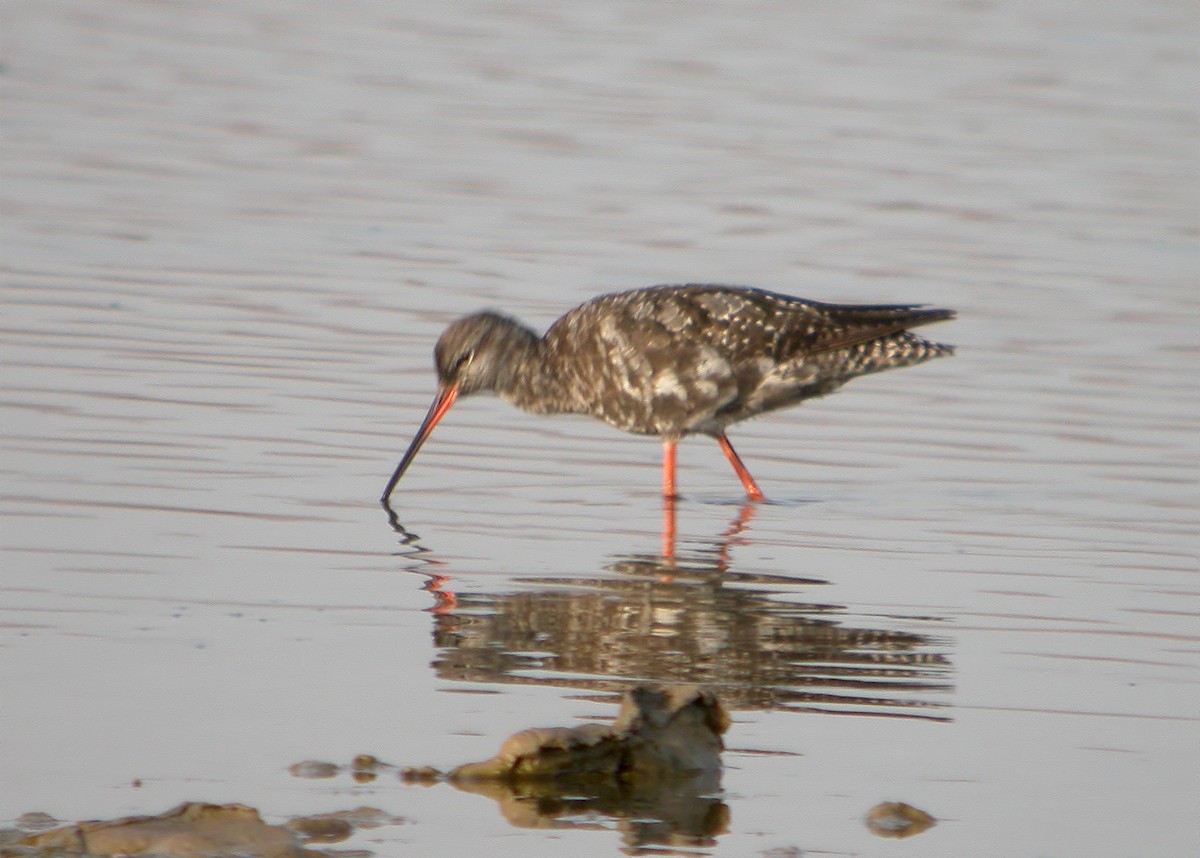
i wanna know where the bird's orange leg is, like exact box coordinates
[662,438,678,499]
[716,433,765,501]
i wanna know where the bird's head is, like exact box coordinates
[381,311,540,504]
[433,311,538,396]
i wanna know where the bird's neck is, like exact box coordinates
[494,336,574,416]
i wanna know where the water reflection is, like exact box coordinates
[385,502,953,719]
[451,771,728,850]
[294,751,728,852]
[383,505,458,614]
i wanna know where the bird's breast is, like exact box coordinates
[536,324,743,437]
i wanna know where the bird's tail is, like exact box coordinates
[833,330,955,379]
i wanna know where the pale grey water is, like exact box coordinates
[2,1,1197,856]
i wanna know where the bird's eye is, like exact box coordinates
[456,351,475,371]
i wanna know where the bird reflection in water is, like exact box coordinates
[383,501,952,718]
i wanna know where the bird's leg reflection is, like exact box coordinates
[660,497,758,568]
[715,502,758,569]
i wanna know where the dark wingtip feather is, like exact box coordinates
[807,304,956,353]
[910,306,956,324]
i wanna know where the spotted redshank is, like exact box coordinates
[382,284,954,502]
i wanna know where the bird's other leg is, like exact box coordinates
[661,437,678,499]
[716,433,765,502]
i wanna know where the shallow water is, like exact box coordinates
[2,1,1197,856]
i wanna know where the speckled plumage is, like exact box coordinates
[384,284,955,502]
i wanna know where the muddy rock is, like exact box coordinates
[14,802,312,857]
[864,801,937,838]
[450,683,729,783]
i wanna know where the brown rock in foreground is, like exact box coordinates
[450,684,729,783]
[864,801,937,838]
[15,802,311,857]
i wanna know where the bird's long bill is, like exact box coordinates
[381,384,459,503]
